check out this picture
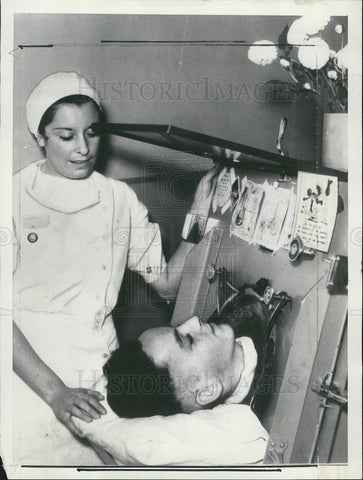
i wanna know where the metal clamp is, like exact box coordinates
[288,235,316,262]
[263,286,275,305]
[206,264,218,282]
[205,264,228,283]
[267,291,292,338]
[312,372,347,408]
[324,255,348,294]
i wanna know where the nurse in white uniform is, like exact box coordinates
[13,72,216,465]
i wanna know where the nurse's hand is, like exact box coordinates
[189,165,218,217]
[49,385,107,437]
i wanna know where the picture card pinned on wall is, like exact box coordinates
[253,182,291,252]
[277,191,297,251]
[293,172,338,253]
[230,175,240,211]
[230,178,264,243]
[212,167,236,214]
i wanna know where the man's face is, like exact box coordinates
[37,102,100,179]
[139,316,243,412]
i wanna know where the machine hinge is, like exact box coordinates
[265,439,288,464]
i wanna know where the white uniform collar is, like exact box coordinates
[26,160,100,214]
[225,336,258,405]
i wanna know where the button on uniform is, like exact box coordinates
[27,232,38,243]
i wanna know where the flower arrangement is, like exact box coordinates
[248,15,348,113]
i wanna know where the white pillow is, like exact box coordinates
[74,401,268,466]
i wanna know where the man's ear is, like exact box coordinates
[196,379,223,407]
[36,134,46,148]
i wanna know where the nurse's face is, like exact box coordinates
[37,102,101,180]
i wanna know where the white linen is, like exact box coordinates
[225,336,258,405]
[74,378,268,466]
[75,402,268,466]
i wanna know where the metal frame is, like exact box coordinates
[94,123,348,182]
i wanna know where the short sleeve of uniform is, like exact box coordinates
[123,184,167,284]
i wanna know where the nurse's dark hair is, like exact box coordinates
[37,94,102,136]
[104,340,182,418]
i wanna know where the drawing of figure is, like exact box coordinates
[235,207,246,226]
[303,185,324,212]
[325,179,333,196]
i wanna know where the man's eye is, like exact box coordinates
[87,130,99,138]
[59,136,73,141]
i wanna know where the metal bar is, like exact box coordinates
[101,40,247,45]
[263,272,331,464]
[17,42,316,48]
[290,297,347,463]
[18,44,54,48]
[100,41,311,47]
[94,123,348,182]
[313,321,348,463]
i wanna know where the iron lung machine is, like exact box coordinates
[170,207,347,465]
[171,223,347,464]
[102,123,348,465]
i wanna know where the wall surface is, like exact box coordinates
[13,13,347,339]
[14,13,346,177]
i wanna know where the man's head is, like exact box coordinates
[105,317,241,418]
[139,317,243,413]
[105,295,268,418]
[104,340,181,418]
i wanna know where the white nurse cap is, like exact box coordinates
[26,71,102,136]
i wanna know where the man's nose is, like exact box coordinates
[177,315,202,335]
[76,134,90,155]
